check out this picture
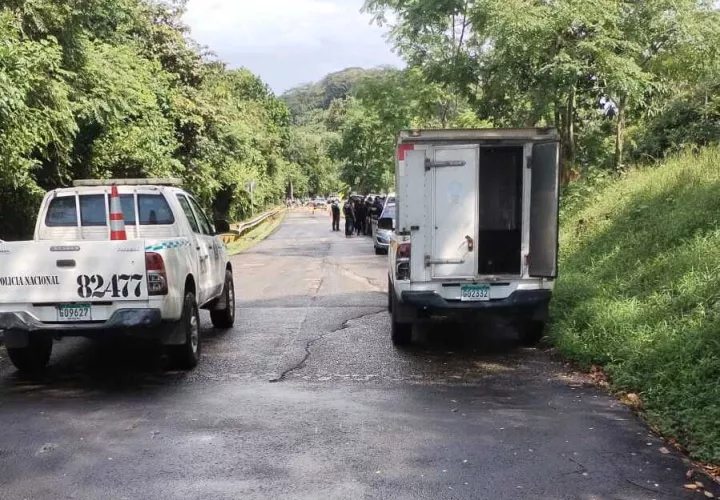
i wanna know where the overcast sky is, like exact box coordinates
[183,0,402,95]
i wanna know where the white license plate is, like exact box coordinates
[460,285,490,301]
[57,304,92,322]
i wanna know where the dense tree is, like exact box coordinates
[0,0,304,239]
[365,0,720,174]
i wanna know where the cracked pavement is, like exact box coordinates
[0,210,716,500]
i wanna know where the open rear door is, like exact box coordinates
[529,142,560,278]
[430,145,478,279]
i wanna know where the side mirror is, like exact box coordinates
[214,219,231,233]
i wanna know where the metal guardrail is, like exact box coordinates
[220,207,285,244]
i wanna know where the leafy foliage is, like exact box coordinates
[365,0,720,174]
[0,0,300,239]
[553,147,720,462]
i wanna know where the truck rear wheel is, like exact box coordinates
[7,334,53,374]
[387,276,393,313]
[168,291,201,370]
[518,320,545,346]
[210,270,235,329]
[391,293,412,346]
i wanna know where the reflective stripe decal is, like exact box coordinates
[145,240,191,251]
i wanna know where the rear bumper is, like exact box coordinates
[0,309,163,333]
[400,289,551,319]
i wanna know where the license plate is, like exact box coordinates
[460,284,490,301]
[56,304,92,322]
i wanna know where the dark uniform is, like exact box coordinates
[343,202,355,237]
[355,202,365,236]
[331,202,341,231]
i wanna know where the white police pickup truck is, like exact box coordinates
[0,179,235,373]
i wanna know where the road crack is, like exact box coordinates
[269,309,384,383]
[329,261,384,292]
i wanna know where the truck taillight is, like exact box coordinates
[396,243,411,281]
[397,243,411,260]
[145,252,168,296]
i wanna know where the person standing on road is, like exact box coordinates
[343,200,355,237]
[355,201,365,236]
[331,199,341,231]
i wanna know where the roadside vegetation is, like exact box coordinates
[552,147,720,463]
[0,0,332,240]
[225,209,286,256]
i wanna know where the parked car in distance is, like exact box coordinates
[313,197,327,208]
[374,203,395,255]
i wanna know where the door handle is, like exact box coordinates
[465,235,474,252]
[425,256,466,267]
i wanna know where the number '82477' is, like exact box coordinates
[76,274,144,299]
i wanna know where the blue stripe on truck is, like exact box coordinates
[144,240,191,251]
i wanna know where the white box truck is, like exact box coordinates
[387,128,560,346]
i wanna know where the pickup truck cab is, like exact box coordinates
[388,129,560,346]
[0,179,235,373]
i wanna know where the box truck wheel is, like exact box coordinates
[387,276,393,313]
[7,333,52,374]
[518,320,545,346]
[391,293,413,346]
[168,291,201,370]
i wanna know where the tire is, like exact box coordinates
[387,276,393,313]
[7,334,53,374]
[391,293,412,346]
[210,270,235,329]
[518,320,545,346]
[168,291,201,370]
[375,247,383,255]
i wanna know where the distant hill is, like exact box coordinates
[281,66,395,122]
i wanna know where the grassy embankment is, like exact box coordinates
[225,209,286,256]
[551,146,720,463]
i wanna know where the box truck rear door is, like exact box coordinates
[429,145,479,279]
[529,141,560,278]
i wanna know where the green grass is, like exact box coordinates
[551,146,720,463]
[225,210,286,256]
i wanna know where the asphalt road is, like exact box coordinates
[0,210,715,500]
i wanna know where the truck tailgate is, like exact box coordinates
[0,240,148,304]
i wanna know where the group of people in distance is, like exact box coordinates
[329,196,385,238]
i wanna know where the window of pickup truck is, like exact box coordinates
[45,194,174,227]
[176,195,200,233]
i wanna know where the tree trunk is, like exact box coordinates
[566,85,576,167]
[614,96,627,170]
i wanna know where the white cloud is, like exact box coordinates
[183,0,402,93]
